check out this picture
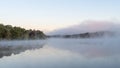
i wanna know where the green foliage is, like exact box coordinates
[0,24,46,40]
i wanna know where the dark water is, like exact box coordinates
[0,38,120,68]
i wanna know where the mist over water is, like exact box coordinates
[0,36,120,68]
[48,21,120,35]
[0,21,120,68]
[0,40,45,58]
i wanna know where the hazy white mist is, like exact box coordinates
[48,20,120,35]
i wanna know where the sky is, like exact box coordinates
[0,0,120,32]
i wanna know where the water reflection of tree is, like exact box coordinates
[0,44,45,58]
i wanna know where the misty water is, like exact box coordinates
[0,37,120,68]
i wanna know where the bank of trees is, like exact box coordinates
[48,31,113,38]
[0,24,46,40]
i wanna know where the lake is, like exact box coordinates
[0,38,120,68]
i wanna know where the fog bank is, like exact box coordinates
[48,20,120,36]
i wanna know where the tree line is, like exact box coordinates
[48,31,112,38]
[0,24,46,40]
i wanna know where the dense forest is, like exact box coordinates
[0,24,46,40]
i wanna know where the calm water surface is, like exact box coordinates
[0,38,120,68]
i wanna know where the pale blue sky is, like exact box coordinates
[0,0,120,32]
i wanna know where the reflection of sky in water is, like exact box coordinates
[0,38,120,68]
[47,38,120,58]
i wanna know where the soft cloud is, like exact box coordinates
[48,20,120,35]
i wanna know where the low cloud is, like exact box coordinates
[48,20,120,35]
